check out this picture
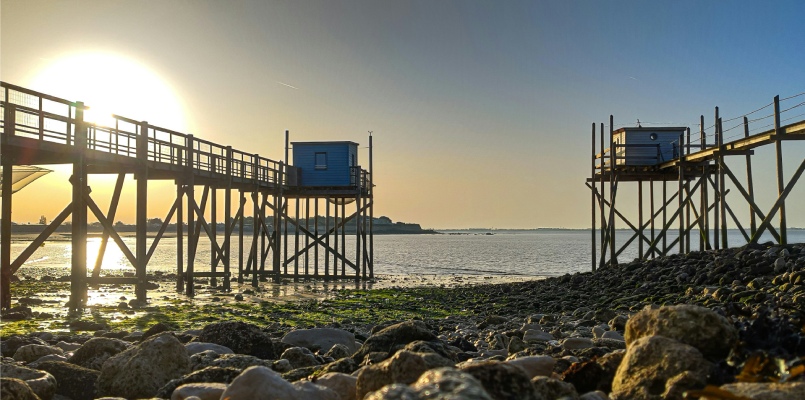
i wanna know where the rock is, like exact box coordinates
[96,332,191,399]
[1,336,47,358]
[611,335,712,400]
[320,356,359,375]
[478,315,509,329]
[523,329,554,342]
[531,376,579,400]
[324,344,352,360]
[282,365,323,382]
[624,304,737,360]
[185,342,233,356]
[459,360,540,400]
[580,390,610,400]
[0,363,56,400]
[353,320,437,362]
[313,372,357,400]
[608,315,629,332]
[281,346,321,369]
[365,368,493,400]
[13,344,64,363]
[403,340,460,362]
[219,365,338,400]
[356,350,454,399]
[282,328,359,354]
[562,337,595,350]
[363,384,417,400]
[156,366,242,399]
[26,354,69,369]
[196,321,276,359]
[507,336,527,354]
[1,377,40,400]
[68,337,130,370]
[35,361,99,400]
[602,331,625,341]
[54,341,81,352]
[701,382,805,400]
[504,355,555,379]
[171,382,227,400]
[190,351,274,372]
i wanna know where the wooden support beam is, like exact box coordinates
[719,161,781,242]
[751,159,805,244]
[177,183,184,292]
[10,203,73,274]
[145,197,180,264]
[0,105,13,309]
[85,194,137,268]
[70,102,88,310]
[92,173,125,278]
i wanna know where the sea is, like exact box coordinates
[9,229,805,279]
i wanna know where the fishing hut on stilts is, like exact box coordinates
[589,94,805,271]
[0,82,374,311]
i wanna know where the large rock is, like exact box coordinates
[312,372,358,400]
[531,376,579,400]
[356,350,454,399]
[171,382,227,400]
[1,378,40,400]
[96,332,191,399]
[624,305,737,359]
[219,365,338,400]
[611,335,711,400]
[156,366,242,399]
[459,360,540,400]
[353,320,437,362]
[281,346,321,369]
[196,321,276,359]
[282,328,359,354]
[0,363,56,400]
[12,344,64,364]
[701,382,805,400]
[365,368,493,400]
[1,336,47,357]
[504,355,555,379]
[68,337,130,370]
[190,351,274,372]
[36,361,99,400]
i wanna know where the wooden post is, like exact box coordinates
[650,179,655,258]
[325,197,331,280]
[70,102,88,310]
[238,190,245,284]
[333,199,338,276]
[210,185,217,287]
[662,181,667,254]
[685,127,691,252]
[314,198,319,278]
[744,116,756,237]
[718,118,728,249]
[713,108,720,249]
[1,104,15,309]
[356,191,362,280]
[608,116,616,265]
[186,134,195,297]
[341,201,346,276]
[369,134,374,278]
[591,123,596,270]
[294,196,300,281]
[273,162,283,283]
[599,123,606,268]
[678,133,684,254]
[700,115,710,250]
[177,183,184,292]
[638,180,643,259]
[135,121,149,302]
[305,197,310,277]
[773,95,787,244]
[252,155,259,287]
[224,146,232,290]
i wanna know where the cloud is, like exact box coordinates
[275,81,299,90]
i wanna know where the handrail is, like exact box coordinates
[1,81,290,186]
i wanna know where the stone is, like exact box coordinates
[579,391,610,400]
[356,350,454,399]
[602,330,625,341]
[36,361,99,400]
[282,328,359,354]
[363,384,417,400]
[171,382,227,400]
[26,354,68,369]
[324,344,352,360]
[190,351,274,372]
[702,382,805,400]
[531,376,579,400]
[365,368,494,400]
[12,344,63,364]
[68,337,130,370]
[219,365,338,400]
[611,335,712,400]
[185,342,233,356]
[281,346,321,369]
[459,360,540,400]
[504,355,555,379]
[624,304,737,360]
[608,315,629,332]
[313,372,358,400]
[1,377,40,400]
[54,341,81,352]
[1,362,56,400]
[353,320,437,362]
[523,329,554,342]
[562,337,594,350]
[156,366,242,399]
[197,321,276,359]
[96,332,191,399]
[507,336,527,354]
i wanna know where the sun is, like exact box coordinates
[29,52,187,132]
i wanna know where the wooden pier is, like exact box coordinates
[590,94,805,270]
[0,82,374,310]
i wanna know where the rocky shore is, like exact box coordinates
[2,241,805,399]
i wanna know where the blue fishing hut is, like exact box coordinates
[291,141,359,187]
[613,127,687,165]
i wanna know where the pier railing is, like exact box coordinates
[1,82,288,186]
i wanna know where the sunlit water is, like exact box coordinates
[10,229,805,279]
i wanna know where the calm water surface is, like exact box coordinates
[10,229,805,278]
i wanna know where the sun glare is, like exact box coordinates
[29,53,187,132]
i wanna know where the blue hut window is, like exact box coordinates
[315,152,327,170]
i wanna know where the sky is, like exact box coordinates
[1,0,804,229]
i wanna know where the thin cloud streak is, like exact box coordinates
[275,81,299,90]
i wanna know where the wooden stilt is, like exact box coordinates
[70,102,88,310]
[773,95,787,244]
[325,197,331,280]
[186,135,196,297]
[744,117,756,237]
[177,182,185,292]
[591,123,597,271]
[1,104,15,309]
